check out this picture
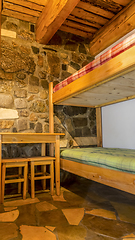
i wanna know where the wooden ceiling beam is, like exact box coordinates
[77,1,114,19]
[36,0,80,44]
[89,0,135,56]
[3,0,44,12]
[60,25,93,39]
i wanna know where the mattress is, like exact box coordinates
[53,33,135,93]
[61,147,135,173]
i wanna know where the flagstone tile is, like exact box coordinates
[36,201,57,211]
[46,226,56,232]
[62,208,84,225]
[52,192,66,202]
[85,209,116,220]
[38,209,68,227]
[86,229,116,240]
[0,209,19,222]
[122,233,135,239]
[63,191,85,207]
[81,214,135,238]
[20,225,56,240]
[0,223,18,240]
[57,225,87,240]
[4,206,17,212]
[111,202,135,224]
[61,187,71,192]
[15,204,37,226]
[4,198,40,207]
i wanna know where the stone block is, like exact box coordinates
[73,118,87,127]
[35,122,42,133]
[14,98,27,109]
[29,113,38,122]
[29,100,46,113]
[47,52,60,78]
[38,55,43,67]
[0,120,14,129]
[0,93,13,108]
[17,119,28,131]
[63,106,87,116]
[14,88,27,98]
[0,108,18,119]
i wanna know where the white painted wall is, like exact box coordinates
[102,99,135,149]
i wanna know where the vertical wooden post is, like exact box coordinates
[96,107,102,147]
[49,82,54,156]
[41,143,46,190]
[0,0,2,62]
[0,135,2,203]
[49,82,54,134]
[55,135,60,196]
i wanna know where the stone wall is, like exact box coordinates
[0,16,96,148]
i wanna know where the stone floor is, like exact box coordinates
[1,177,135,240]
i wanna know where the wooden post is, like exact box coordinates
[96,107,102,147]
[0,0,2,61]
[41,143,46,190]
[55,135,60,195]
[49,82,54,157]
[0,135,2,203]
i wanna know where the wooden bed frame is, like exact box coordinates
[49,44,135,195]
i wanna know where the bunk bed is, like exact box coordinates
[49,33,135,195]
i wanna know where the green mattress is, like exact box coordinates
[61,148,135,173]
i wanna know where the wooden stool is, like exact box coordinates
[29,157,54,198]
[1,159,28,203]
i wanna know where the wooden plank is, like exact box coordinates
[77,1,115,19]
[60,25,93,39]
[53,46,135,105]
[112,0,131,6]
[1,133,64,144]
[71,7,109,25]
[36,0,81,44]
[27,0,47,6]
[68,15,101,29]
[96,108,102,147]
[89,0,135,56]
[86,0,123,13]
[2,9,37,23]
[3,2,41,17]
[62,19,97,33]
[60,158,135,195]
[4,0,44,11]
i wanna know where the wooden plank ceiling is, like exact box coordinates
[1,0,134,55]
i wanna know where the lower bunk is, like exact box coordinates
[60,147,135,195]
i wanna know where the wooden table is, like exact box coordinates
[0,132,64,202]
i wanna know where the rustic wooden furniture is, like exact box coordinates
[49,42,135,196]
[29,156,54,198]
[0,132,64,203]
[1,158,28,203]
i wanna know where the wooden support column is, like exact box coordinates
[96,107,102,147]
[55,135,60,195]
[0,135,2,203]
[0,0,2,60]
[89,0,135,56]
[49,82,54,157]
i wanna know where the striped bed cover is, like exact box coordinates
[61,148,135,174]
[53,33,135,93]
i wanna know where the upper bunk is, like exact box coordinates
[52,33,135,108]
